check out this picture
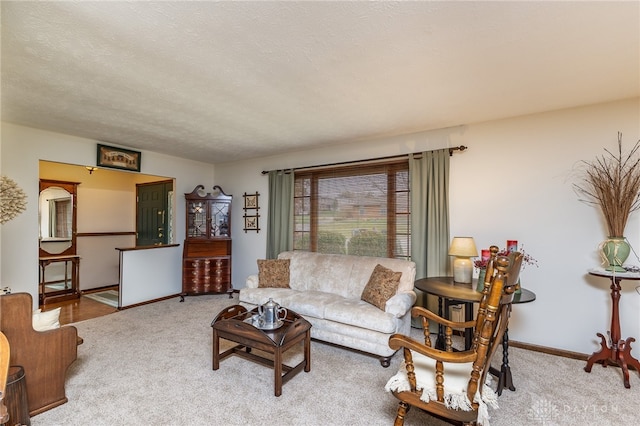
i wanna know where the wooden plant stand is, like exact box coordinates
[585,269,640,388]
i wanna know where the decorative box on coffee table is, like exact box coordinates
[181,185,233,301]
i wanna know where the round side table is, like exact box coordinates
[414,277,536,395]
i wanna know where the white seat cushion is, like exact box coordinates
[385,350,498,426]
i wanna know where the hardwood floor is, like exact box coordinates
[41,289,119,326]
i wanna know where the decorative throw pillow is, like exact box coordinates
[361,264,402,310]
[257,259,291,288]
[32,307,61,331]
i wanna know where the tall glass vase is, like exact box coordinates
[601,237,630,272]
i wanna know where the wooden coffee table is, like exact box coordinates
[211,304,311,396]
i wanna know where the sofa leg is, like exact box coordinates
[379,356,392,367]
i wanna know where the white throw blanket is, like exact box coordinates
[384,352,498,426]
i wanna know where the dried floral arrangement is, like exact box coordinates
[474,248,538,270]
[0,175,28,224]
[573,132,640,237]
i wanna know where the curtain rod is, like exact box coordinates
[261,145,467,175]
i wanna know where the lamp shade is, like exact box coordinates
[448,237,478,257]
[448,237,478,284]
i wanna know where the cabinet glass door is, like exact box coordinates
[187,200,207,237]
[209,201,230,237]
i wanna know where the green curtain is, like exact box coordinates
[266,170,294,259]
[410,149,450,277]
[410,149,450,327]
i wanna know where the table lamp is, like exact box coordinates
[448,237,478,283]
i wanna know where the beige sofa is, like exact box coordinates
[239,251,417,366]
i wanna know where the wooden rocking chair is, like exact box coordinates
[385,246,522,426]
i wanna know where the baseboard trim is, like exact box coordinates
[82,285,119,295]
[510,340,587,360]
[119,293,181,310]
[510,340,638,371]
[120,291,237,310]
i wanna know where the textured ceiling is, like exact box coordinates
[2,1,639,164]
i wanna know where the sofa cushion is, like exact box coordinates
[257,259,290,288]
[284,291,345,319]
[240,288,345,319]
[280,251,354,296]
[276,251,416,299]
[324,298,397,334]
[239,288,297,307]
[361,264,402,310]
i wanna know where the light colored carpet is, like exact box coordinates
[83,290,119,308]
[31,294,638,426]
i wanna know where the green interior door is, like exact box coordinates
[137,181,173,246]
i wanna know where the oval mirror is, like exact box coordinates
[39,180,78,256]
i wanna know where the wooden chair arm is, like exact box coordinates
[389,333,477,364]
[411,305,476,329]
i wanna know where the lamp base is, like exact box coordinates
[453,257,473,284]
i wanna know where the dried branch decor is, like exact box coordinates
[573,132,640,237]
[0,175,28,224]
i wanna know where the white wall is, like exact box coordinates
[118,245,182,307]
[78,235,134,289]
[0,123,215,301]
[214,98,640,356]
[3,98,639,356]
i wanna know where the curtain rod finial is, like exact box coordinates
[449,145,467,156]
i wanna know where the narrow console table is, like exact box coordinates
[585,269,640,389]
[39,255,80,305]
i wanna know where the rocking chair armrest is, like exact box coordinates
[411,306,475,330]
[388,333,478,364]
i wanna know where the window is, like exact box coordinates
[293,161,410,260]
[52,198,71,239]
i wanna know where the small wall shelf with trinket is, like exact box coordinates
[181,185,233,301]
[242,192,260,233]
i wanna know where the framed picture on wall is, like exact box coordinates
[244,215,259,232]
[97,144,141,172]
[244,193,258,209]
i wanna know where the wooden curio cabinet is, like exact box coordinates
[181,185,233,301]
